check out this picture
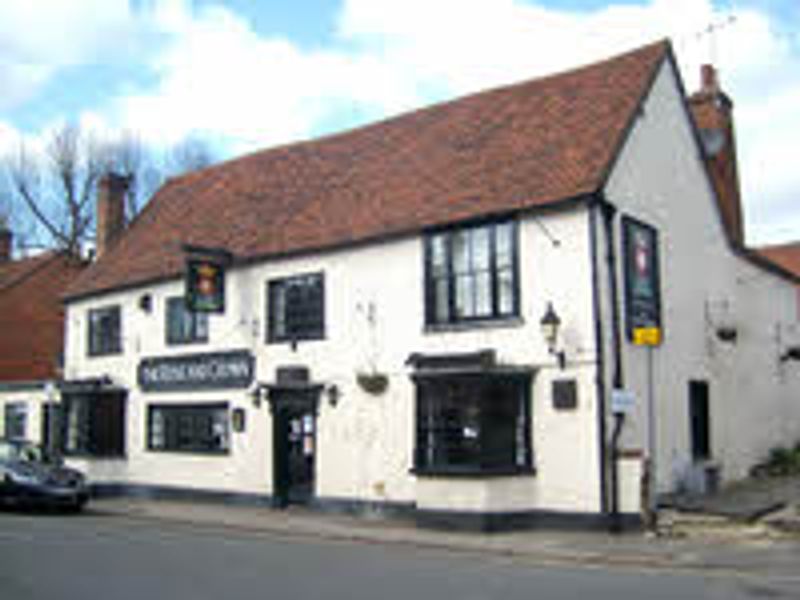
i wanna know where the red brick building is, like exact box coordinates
[0,228,86,441]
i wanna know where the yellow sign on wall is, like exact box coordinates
[633,327,662,346]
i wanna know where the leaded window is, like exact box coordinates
[147,403,229,454]
[414,374,532,475]
[166,296,209,345]
[267,273,325,343]
[425,220,519,326]
[3,403,27,440]
[88,305,122,356]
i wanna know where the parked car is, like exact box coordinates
[0,439,89,512]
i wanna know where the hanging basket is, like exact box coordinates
[356,372,389,395]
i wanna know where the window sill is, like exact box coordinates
[424,316,524,335]
[146,448,230,456]
[266,336,326,346]
[166,339,209,347]
[63,453,127,460]
[411,465,536,478]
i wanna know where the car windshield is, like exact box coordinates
[0,440,47,463]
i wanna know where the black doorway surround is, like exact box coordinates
[265,367,323,508]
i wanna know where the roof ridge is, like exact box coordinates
[65,38,671,302]
[173,39,672,188]
[0,252,59,293]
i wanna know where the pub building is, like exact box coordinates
[60,41,800,530]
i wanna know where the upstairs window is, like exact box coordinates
[267,273,325,344]
[166,296,209,345]
[88,305,122,357]
[425,220,519,326]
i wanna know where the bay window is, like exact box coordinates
[413,372,532,475]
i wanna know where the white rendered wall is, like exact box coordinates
[64,207,606,515]
[603,58,800,495]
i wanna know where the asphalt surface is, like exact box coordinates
[1,509,798,600]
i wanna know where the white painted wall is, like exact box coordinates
[603,58,800,497]
[61,55,800,521]
[64,208,606,514]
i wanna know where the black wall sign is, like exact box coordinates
[138,350,254,392]
[622,215,662,339]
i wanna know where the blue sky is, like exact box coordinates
[1,0,799,244]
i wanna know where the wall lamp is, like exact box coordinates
[326,384,341,408]
[250,383,268,408]
[540,302,566,370]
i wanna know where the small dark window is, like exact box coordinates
[267,273,325,343]
[414,374,532,475]
[62,393,126,457]
[4,403,27,440]
[425,220,519,327]
[88,305,122,357]
[689,381,711,461]
[147,403,230,454]
[166,296,209,345]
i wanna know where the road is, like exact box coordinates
[0,510,795,599]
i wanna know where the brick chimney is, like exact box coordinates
[688,64,744,246]
[96,173,129,258]
[0,226,11,263]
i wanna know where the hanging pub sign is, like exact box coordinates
[622,216,662,343]
[184,245,232,313]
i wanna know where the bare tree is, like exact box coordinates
[5,123,101,256]
[167,135,215,175]
[3,123,217,255]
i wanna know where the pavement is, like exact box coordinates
[667,473,800,521]
[89,491,800,582]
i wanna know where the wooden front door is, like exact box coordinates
[271,389,318,508]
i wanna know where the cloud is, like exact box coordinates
[0,0,137,111]
[111,2,423,153]
[4,0,798,243]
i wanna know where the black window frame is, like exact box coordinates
[4,402,27,440]
[266,272,325,344]
[424,219,520,328]
[146,402,230,455]
[165,296,209,346]
[88,305,122,357]
[413,373,533,476]
[62,392,126,458]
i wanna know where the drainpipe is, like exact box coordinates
[589,200,609,518]
[595,194,626,531]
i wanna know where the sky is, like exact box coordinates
[1,0,798,245]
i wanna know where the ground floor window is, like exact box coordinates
[4,402,27,440]
[147,403,230,454]
[63,393,126,457]
[414,373,532,475]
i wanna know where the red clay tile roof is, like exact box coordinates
[757,242,800,278]
[66,40,671,301]
[0,253,86,382]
